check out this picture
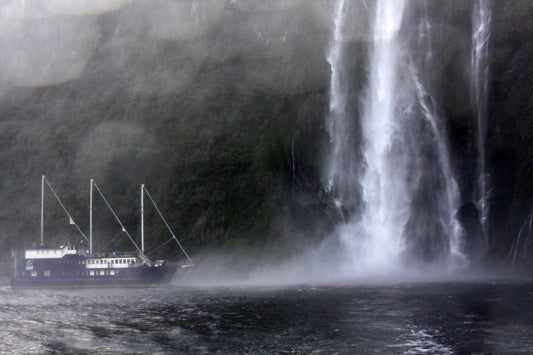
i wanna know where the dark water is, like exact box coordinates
[1,280,533,354]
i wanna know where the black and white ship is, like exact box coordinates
[11,176,193,288]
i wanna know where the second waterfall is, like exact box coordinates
[325,0,465,275]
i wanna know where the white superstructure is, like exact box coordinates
[25,245,77,259]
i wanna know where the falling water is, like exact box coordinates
[326,0,464,275]
[354,0,408,270]
[325,0,354,216]
[471,0,491,247]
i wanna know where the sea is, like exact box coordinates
[1,279,533,354]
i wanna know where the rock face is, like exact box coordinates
[0,1,532,270]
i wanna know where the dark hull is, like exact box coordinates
[11,265,178,289]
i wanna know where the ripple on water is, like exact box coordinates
[0,282,533,353]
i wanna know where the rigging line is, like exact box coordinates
[91,181,141,252]
[100,230,128,251]
[44,178,89,243]
[146,236,175,257]
[144,187,193,265]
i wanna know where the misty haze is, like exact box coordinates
[1,0,533,353]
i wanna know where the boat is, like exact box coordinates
[10,176,193,288]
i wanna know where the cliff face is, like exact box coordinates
[0,1,532,269]
[485,0,533,268]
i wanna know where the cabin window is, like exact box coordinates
[30,271,37,277]
[90,271,95,276]
[44,271,51,277]
[99,270,105,276]
[110,270,115,276]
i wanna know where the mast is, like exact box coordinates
[40,175,45,246]
[141,184,145,253]
[89,178,93,256]
[91,179,150,265]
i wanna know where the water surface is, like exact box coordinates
[1,280,532,353]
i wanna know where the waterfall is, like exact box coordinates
[325,0,465,274]
[471,0,491,247]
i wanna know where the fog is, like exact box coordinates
[0,0,331,93]
[172,244,505,288]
